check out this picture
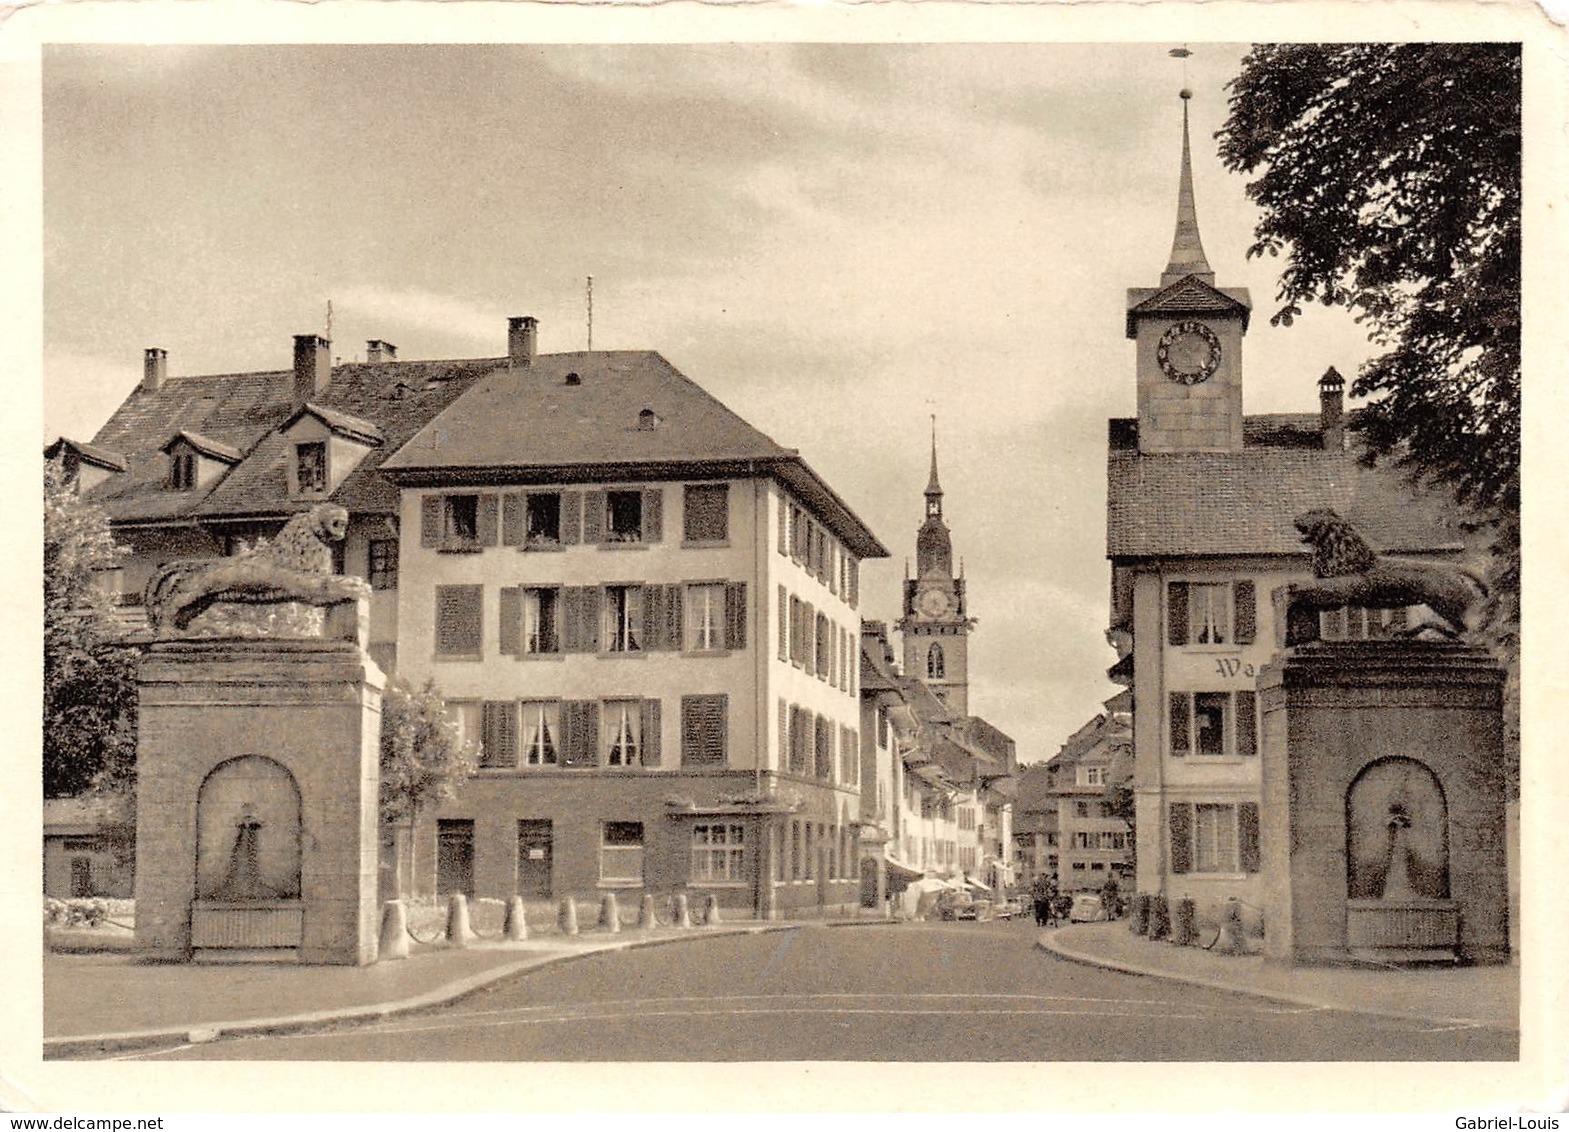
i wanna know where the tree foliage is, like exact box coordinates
[1218,44,1520,518]
[43,459,138,800]
[378,677,477,828]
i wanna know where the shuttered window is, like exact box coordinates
[685,583,725,651]
[1169,802,1193,874]
[434,585,482,656]
[803,602,816,676]
[499,587,522,656]
[1234,581,1256,644]
[1235,690,1258,757]
[814,612,830,678]
[1169,579,1257,646]
[479,701,518,769]
[560,700,600,768]
[724,581,747,650]
[777,493,788,556]
[681,694,728,766]
[1168,692,1191,757]
[777,586,788,661]
[560,586,600,653]
[814,715,833,779]
[683,483,729,543]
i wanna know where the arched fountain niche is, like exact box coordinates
[1344,756,1458,962]
[191,755,305,958]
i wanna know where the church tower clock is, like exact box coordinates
[1126,88,1252,453]
[898,422,971,715]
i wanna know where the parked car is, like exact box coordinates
[1068,892,1109,923]
[936,889,974,921]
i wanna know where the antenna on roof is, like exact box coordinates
[586,275,594,352]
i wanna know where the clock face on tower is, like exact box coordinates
[1156,320,1223,385]
[917,588,953,618]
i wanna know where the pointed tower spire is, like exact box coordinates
[925,415,942,499]
[1161,88,1214,287]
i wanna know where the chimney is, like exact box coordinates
[142,347,167,393]
[293,334,332,405]
[366,339,397,364]
[508,316,538,366]
[1319,366,1345,452]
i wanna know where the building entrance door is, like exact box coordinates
[517,819,553,899]
[70,856,93,897]
[437,819,475,897]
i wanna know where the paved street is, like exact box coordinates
[118,921,1516,1062]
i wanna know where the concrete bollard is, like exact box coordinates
[671,892,692,929]
[444,892,472,948]
[378,899,410,961]
[558,896,579,936]
[702,893,722,926]
[637,894,659,931]
[503,896,528,941]
[599,892,622,934]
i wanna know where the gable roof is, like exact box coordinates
[383,350,888,558]
[161,429,242,463]
[283,402,385,446]
[44,437,127,473]
[81,357,498,524]
[1106,414,1467,559]
[1126,275,1252,337]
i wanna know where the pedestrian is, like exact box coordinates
[1100,873,1122,921]
[1030,873,1053,927]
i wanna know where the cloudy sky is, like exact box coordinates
[41,42,1381,761]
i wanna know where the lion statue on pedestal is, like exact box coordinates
[1275,508,1489,646]
[145,502,370,637]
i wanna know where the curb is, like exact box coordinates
[44,922,795,1059]
[1035,928,1511,1031]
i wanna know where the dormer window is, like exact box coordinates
[296,442,327,494]
[171,451,196,491]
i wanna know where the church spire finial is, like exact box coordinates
[926,414,942,497]
[1162,86,1214,286]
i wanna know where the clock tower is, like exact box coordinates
[898,421,971,715]
[1126,89,1252,453]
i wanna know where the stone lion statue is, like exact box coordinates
[145,503,370,637]
[1274,508,1489,645]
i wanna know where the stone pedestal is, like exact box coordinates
[1257,641,1509,965]
[134,633,384,965]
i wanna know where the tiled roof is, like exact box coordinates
[385,351,887,557]
[44,437,127,472]
[1126,277,1252,336]
[1106,415,1466,559]
[161,429,241,463]
[83,358,498,523]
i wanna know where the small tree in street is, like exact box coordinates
[379,677,478,896]
[44,459,138,818]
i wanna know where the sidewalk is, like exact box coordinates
[43,923,790,1059]
[1039,921,1518,1029]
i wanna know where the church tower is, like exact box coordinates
[898,421,971,715]
[1126,89,1252,452]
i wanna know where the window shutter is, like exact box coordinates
[421,495,442,548]
[725,582,747,650]
[642,583,664,651]
[476,494,499,546]
[582,490,605,544]
[777,586,788,661]
[499,586,521,656]
[1169,802,1193,874]
[804,709,817,773]
[1234,581,1256,644]
[681,694,727,766]
[435,585,482,655]
[1167,582,1189,645]
[1235,690,1258,757]
[777,495,788,556]
[641,698,662,766]
[778,698,789,769]
[561,587,600,654]
[848,560,858,608]
[803,601,816,676]
[562,700,599,767]
[481,700,517,767]
[501,493,524,547]
[1169,692,1191,757]
[561,491,582,545]
[642,488,663,543]
[1239,802,1261,873]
